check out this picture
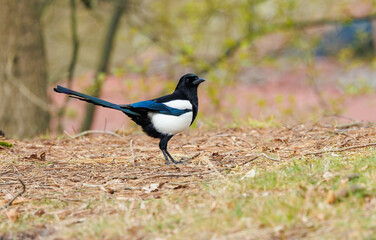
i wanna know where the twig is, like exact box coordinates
[189,153,201,160]
[238,155,260,166]
[0,182,20,186]
[64,130,74,139]
[130,139,135,163]
[323,114,358,122]
[3,179,26,208]
[0,170,11,176]
[202,156,227,180]
[82,183,106,192]
[72,130,121,138]
[335,122,366,130]
[303,143,376,156]
[321,122,366,129]
[260,153,281,162]
[140,171,213,180]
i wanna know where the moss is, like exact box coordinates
[0,141,14,147]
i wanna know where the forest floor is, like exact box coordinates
[1,122,376,239]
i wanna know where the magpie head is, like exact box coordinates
[175,73,205,92]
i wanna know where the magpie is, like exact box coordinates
[54,73,205,164]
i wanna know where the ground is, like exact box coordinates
[1,122,376,239]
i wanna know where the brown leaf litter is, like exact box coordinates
[0,123,375,237]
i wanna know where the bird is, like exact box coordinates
[54,73,205,164]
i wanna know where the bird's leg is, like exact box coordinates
[159,135,189,164]
[161,150,171,165]
[159,135,174,165]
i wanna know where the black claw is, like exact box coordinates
[167,151,196,164]
[176,159,190,164]
[162,150,171,165]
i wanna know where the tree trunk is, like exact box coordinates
[80,0,128,131]
[0,0,50,138]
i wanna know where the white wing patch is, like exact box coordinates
[149,112,193,135]
[163,100,192,110]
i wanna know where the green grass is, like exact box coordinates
[2,152,376,239]
[57,152,376,239]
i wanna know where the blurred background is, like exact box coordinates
[1,0,376,138]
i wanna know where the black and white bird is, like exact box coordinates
[54,73,205,164]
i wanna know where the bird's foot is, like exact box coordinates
[171,153,201,164]
[171,157,189,164]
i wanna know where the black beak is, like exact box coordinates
[193,78,206,85]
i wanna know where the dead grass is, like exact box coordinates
[1,123,376,239]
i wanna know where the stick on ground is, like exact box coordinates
[72,130,121,139]
[303,143,376,156]
[3,179,26,208]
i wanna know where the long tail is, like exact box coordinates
[54,85,139,115]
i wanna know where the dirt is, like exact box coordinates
[1,123,376,238]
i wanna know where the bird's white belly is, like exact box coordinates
[150,112,193,135]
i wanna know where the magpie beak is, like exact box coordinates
[193,78,205,85]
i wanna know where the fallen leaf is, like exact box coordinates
[360,165,369,171]
[39,152,46,161]
[35,208,45,217]
[142,183,162,193]
[323,171,334,181]
[26,153,38,160]
[210,201,218,212]
[241,169,256,179]
[6,208,19,222]
[106,188,115,194]
[326,190,336,204]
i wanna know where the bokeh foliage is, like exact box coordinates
[44,0,376,129]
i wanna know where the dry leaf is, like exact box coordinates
[35,208,45,217]
[26,153,38,160]
[323,171,334,181]
[241,169,256,179]
[6,208,19,222]
[210,201,218,212]
[360,165,369,171]
[142,183,162,193]
[106,188,115,194]
[326,190,336,204]
[39,152,46,161]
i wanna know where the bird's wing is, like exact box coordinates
[121,100,191,116]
